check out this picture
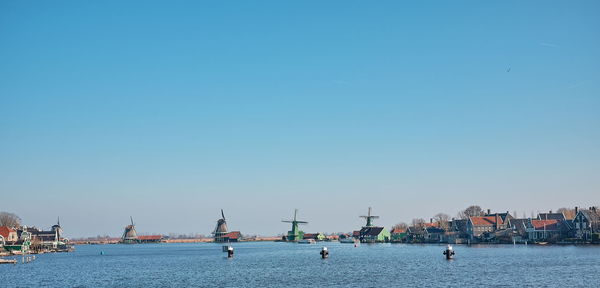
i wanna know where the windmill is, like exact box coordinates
[282,209,308,242]
[213,209,229,242]
[360,207,379,227]
[51,216,63,240]
[121,216,138,244]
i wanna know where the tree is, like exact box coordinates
[557,208,576,220]
[392,222,408,230]
[0,212,22,228]
[411,218,425,227]
[433,213,450,230]
[457,205,484,219]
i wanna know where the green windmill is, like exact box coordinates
[360,207,380,227]
[282,209,308,242]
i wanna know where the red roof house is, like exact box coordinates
[0,226,18,243]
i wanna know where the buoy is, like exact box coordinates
[320,247,329,259]
[443,245,455,260]
[227,246,234,258]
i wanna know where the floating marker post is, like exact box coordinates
[227,246,234,258]
[320,247,329,259]
[443,245,455,260]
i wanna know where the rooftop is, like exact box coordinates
[470,216,503,226]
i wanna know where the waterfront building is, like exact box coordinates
[302,233,326,241]
[359,226,390,243]
[424,226,445,243]
[3,228,31,253]
[138,235,164,243]
[0,226,18,243]
[23,219,72,251]
[526,219,569,242]
[467,214,509,241]
[484,211,514,223]
[573,207,600,241]
[447,219,469,243]
[537,211,566,221]
[507,218,529,242]
[390,228,407,243]
[358,207,389,243]
[406,225,426,242]
[220,231,242,242]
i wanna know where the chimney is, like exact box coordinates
[430,218,433,224]
[549,210,552,214]
[575,206,578,214]
[487,209,491,215]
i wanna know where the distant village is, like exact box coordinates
[0,214,72,257]
[1,205,599,256]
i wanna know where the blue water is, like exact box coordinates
[1,242,599,287]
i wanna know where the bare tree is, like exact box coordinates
[0,212,21,228]
[392,222,408,230]
[433,213,450,230]
[411,218,425,227]
[457,205,484,219]
[557,208,576,220]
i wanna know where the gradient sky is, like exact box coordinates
[1,1,599,238]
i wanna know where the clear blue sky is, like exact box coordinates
[1,1,599,238]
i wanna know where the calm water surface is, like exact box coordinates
[1,242,599,287]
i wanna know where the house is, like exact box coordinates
[507,218,529,242]
[390,228,407,243]
[467,214,508,241]
[0,226,18,243]
[424,227,445,243]
[406,225,426,243]
[526,219,568,242]
[220,231,242,242]
[573,207,600,241]
[484,211,513,223]
[359,226,390,243]
[138,235,164,243]
[446,219,469,243]
[303,233,326,241]
[537,212,566,221]
[3,228,31,253]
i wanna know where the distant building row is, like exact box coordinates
[1,218,72,253]
[388,206,600,244]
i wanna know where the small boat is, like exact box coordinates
[536,242,549,245]
[298,239,316,244]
